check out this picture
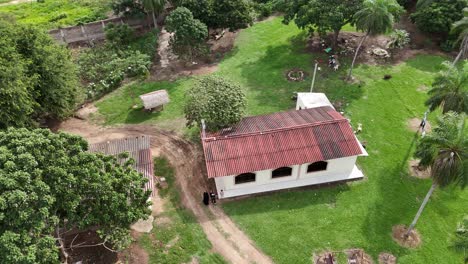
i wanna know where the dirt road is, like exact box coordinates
[59,115,273,264]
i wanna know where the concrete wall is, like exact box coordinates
[215,156,363,198]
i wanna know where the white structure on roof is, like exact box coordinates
[139,90,170,110]
[296,92,334,110]
[202,94,368,199]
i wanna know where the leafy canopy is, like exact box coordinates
[415,112,467,188]
[166,7,208,60]
[425,61,468,114]
[354,0,403,35]
[411,0,466,34]
[283,0,363,44]
[0,19,78,128]
[0,128,151,263]
[184,75,246,131]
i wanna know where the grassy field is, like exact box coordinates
[136,157,226,264]
[97,17,467,263]
[0,0,110,29]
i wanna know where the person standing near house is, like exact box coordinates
[209,190,216,204]
[203,191,209,206]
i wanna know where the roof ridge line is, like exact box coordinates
[203,118,350,141]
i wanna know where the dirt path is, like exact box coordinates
[59,116,273,264]
[0,0,29,6]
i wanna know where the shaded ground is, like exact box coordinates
[392,225,422,248]
[59,116,273,264]
[408,159,431,179]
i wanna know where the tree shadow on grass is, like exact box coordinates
[124,107,162,124]
[405,55,446,73]
[360,132,423,259]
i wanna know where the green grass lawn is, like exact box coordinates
[97,17,467,263]
[0,0,110,30]
[136,157,226,264]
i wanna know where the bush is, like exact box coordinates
[105,23,135,48]
[386,29,410,49]
[411,0,466,35]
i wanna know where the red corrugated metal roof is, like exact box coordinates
[202,106,363,178]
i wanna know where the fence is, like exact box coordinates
[49,16,153,45]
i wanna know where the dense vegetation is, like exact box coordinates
[0,0,111,30]
[0,128,150,263]
[0,19,78,128]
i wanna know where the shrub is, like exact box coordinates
[411,0,466,35]
[386,29,410,49]
[105,23,135,48]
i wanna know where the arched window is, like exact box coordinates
[272,167,293,178]
[235,173,256,184]
[307,161,328,173]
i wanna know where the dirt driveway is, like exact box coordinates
[59,115,273,264]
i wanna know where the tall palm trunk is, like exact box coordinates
[453,36,467,65]
[405,183,437,237]
[347,32,369,80]
[152,11,158,30]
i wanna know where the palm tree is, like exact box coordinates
[347,0,403,80]
[451,8,468,65]
[406,112,467,237]
[425,61,468,114]
[141,0,167,29]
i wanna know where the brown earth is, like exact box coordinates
[407,118,431,133]
[345,248,374,264]
[59,117,273,264]
[408,159,431,179]
[392,225,422,248]
[378,252,397,264]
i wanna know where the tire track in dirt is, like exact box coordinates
[59,118,273,264]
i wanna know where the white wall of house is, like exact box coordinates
[215,156,363,199]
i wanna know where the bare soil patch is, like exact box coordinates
[407,117,431,133]
[392,225,421,248]
[378,252,397,264]
[313,251,337,264]
[118,235,149,264]
[59,118,273,264]
[64,230,117,264]
[408,159,431,179]
[345,248,374,264]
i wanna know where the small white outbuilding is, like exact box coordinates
[296,92,334,110]
[139,90,170,111]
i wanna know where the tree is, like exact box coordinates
[184,75,246,131]
[211,0,253,31]
[347,0,403,80]
[0,19,78,128]
[452,8,468,65]
[0,128,151,263]
[111,0,146,17]
[178,0,214,28]
[283,0,363,47]
[411,0,466,35]
[425,61,468,114]
[141,0,167,29]
[166,7,208,61]
[406,112,467,237]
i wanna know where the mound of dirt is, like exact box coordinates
[313,251,337,264]
[392,225,421,248]
[407,118,431,133]
[408,159,431,179]
[345,248,374,264]
[378,252,397,264]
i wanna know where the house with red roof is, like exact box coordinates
[201,96,367,199]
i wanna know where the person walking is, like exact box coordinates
[209,190,216,204]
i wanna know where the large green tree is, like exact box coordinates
[452,8,468,65]
[0,128,150,263]
[166,7,208,61]
[411,0,466,35]
[184,75,246,131]
[211,0,253,31]
[347,0,403,80]
[283,0,363,47]
[425,61,468,114]
[405,112,467,237]
[453,217,468,263]
[0,20,78,128]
